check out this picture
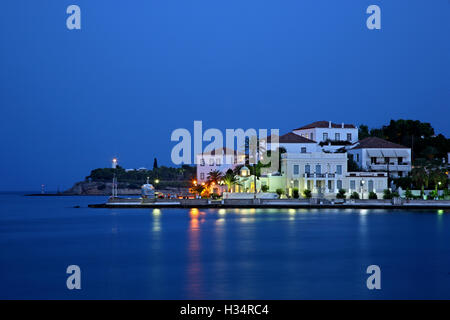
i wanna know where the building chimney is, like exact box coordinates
[329,121,331,128]
[341,123,344,128]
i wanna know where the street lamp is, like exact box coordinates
[154,179,160,184]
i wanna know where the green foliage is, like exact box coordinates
[336,189,346,199]
[383,189,392,200]
[292,188,299,199]
[261,185,269,192]
[302,189,312,199]
[361,119,449,160]
[404,188,413,200]
[368,191,378,199]
[350,192,360,199]
[276,188,285,198]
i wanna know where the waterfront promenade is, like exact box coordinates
[88,198,450,210]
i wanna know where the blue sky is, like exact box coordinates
[0,1,449,191]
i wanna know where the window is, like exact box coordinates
[356,154,360,162]
[301,147,306,153]
[350,180,356,190]
[328,180,333,191]
[200,173,205,180]
[337,180,342,190]
[323,133,328,141]
[371,157,376,164]
[216,158,221,166]
[368,180,374,192]
[209,158,214,166]
[347,133,352,141]
[305,164,311,174]
[310,133,314,140]
[336,165,342,175]
[315,164,321,174]
[200,158,205,166]
[293,165,299,175]
[335,133,340,141]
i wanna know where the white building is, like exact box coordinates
[347,137,411,178]
[292,121,358,144]
[196,148,244,183]
[265,132,318,153]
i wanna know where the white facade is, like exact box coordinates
[293,121,358,144]
[196,148,244,183]
[347,139,412,178]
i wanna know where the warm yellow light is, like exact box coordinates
[154,179,160,184]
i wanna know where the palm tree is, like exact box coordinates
[207,170,223,185]
[411,167,428,196]
[222,173,239,192]
[191,184,205,197]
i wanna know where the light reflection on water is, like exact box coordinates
[1,193,449,300]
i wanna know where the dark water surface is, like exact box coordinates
[0,193,449,299]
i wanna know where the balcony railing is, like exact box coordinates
[304,173,338,179]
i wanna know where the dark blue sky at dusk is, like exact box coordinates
[0,1,449,191]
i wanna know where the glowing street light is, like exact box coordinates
[154,179,160,184]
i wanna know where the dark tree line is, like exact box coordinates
[359,119,450,161]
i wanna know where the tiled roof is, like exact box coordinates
[294,121,356,130]
[351,137,409,149]
[266,132,316,144]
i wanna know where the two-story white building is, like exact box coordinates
[292,121,359,144]
[196,147,245,183]
[347,137,411,178]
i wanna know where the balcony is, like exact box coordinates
[367,162,411,172]
[304,173,338,179]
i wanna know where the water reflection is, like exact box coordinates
[186,208,202,298]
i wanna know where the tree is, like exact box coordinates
[222,173,239,192]
[411,167,428,196]
[383,189,392,200]
[261,185,269,192]
[292,188,299,199]
[153,158,158,170]
[207,170,223,185]
[302,189,312,199]
[369,191,378,199]
[336,189,346,199]
[359,124,370,140]
[350,192,360,199]
[276,188,285,198]
[191,184,205,197]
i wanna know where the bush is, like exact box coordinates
[383,189,392,200]
[303,189,312,199]
[261,185,269,192]
[292,188,299,199]
[368,191,378,199]
[350,192,360,200]
[276,188,285,198]
[404,189,413,200]
[336,189,346,199]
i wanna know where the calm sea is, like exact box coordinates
[0,192,449,299]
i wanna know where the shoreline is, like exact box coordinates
[88,200,450,210]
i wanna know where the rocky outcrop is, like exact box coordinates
[64,181,141,195]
